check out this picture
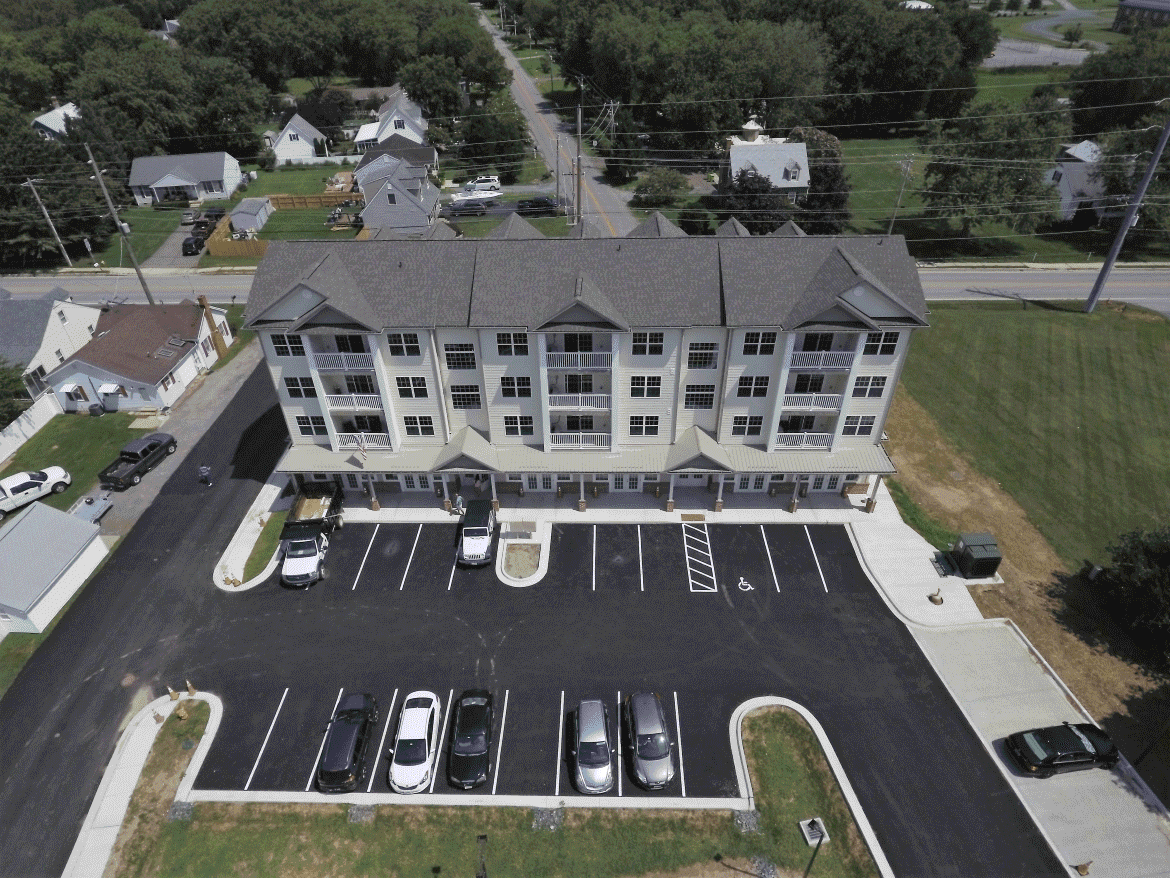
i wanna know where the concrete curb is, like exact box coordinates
[213,471,290,591]
[496,519,552,587]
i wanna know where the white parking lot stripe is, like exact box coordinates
[616,691,622,797]
[245,687,288,791]
[447,559,457,591]
[431,690,453,794]
[592,524,597,591]
[492,689,510,795]
[305,688,345,792]
[760,525,780,593]
[352,523,380,591]
[555,690,565,796]
[399,524,422,591]
[805,525,829,593]
[367,688,398,792]
[673,691,687,797]
[637,525,644,592]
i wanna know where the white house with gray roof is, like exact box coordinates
[31,101,81,141]
[354,154,440,235]
[128,152,242,206]
[355,91,428,151]
[720,117,810,198]
[265,113,329,165]
[243,233,927,510]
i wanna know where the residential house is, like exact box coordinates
[265,113,329,165]
[231,197,274,233]
[31,102,81,141]
[354,154,440,235]
[243,230,927,511]
[46,298,233,413]
[356,135,439,176]
[0,291,103,397]
[355,91,428,151]
[1045,140,1114,223]
[128,152,242,206]
[720,117,810,199]
[1114,0,1170,29]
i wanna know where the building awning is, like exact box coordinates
[98,383,121,394]
[59,383,80,393]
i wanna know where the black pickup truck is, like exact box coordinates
[99,432,177,489]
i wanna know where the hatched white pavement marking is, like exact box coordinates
[245,687,289,791]
[682,523,718,592]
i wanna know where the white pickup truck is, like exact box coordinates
[0,467,71,519]
[279,484,343,587]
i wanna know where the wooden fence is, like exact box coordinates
[206,218,268,258]
[268,192,358,210]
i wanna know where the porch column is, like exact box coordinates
[666,474,675,512]
[439,473,451,511]
[578,473,587,512]
[865,473,882,513]
[714,474,725,512]
[369,475,380,511]
[490,474,499,512]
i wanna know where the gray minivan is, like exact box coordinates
[456,499,496,566]
[623,692,675,789]
[570,700,614,794]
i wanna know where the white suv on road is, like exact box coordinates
[464,175,501,191]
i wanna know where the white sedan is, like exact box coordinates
[388,690,442,794]
[0,467,71,518]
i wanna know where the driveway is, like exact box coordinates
[142,225,202,269]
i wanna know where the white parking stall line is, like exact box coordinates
[447,559,458,591]
[760,525,780,593]
[637,525,645,592]
[673,691,687,797]
[615,690,622,797]
[555,690,565,797]
[431,690,453,794]
[245,687,289,791]
[804,525,829,593]
[367,687,398,792]
[352,523,380,591]
[305,687,345,792]
[491,689,510,796]
[592,524,597,591]
[400,524,422,591]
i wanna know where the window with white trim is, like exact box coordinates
[386,333,421,356]
[629,415,659,436]
[346,374,375,394]
[394,118,405,129]
[160,371,176,391]
[58,310,67,325]
[687,342,718,369]
[496,332,529,355]
[501,377,531,397]
[864,332,899,355]
[451,385,481,409]
[504,416,534,435]
[684,385,715,409]
[566,415,594,431]
[284,377,316,398]
[852,376,887,398]
[793,373,823,393]
[396,376,428,398]
[843,416,875,436]
[565,374,592,393]
[732,416,763,436]
[742,331,776,355]
[336,334,365,353]
[632,332,663,355]
[296,415,327,436]
[272,333,305,356]
[403,416,435,436]
[802,333,832,352]
[737,376,769,397]
[630,376,661,397]
[445,343,476,370]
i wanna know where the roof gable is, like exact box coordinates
[433,427,499,471]
[664,427,733,471]
[536,273,630,332]
[627,211,687,238]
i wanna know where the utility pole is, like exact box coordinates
[85,143,156,306]
[887,157,914,237]
[555,136,561,207]
[576,105,583,225]
[22,178,72,266]
[1085,110,1170,313]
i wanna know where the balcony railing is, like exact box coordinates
[336,432,391,449]
[314,352,375,371]
[549,432,611,449]
[548,393,611,410]
[773,432,832,449]
[325,393,383,410]
[543,352,612,370]
[782,393,843,411]
[788,351,854,370]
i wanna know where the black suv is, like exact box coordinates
[181,236,204,256]
[316,693,379,793]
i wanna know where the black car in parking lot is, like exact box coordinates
[181,236,205,256]
[316,693,379,793]
[447,200,488,217]
[516,196,558,216]
[1005,721,1118,778]
[448,689,493,789]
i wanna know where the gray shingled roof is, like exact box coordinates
[245,236,927,333]
[716,217,752,237]
[128,152,233,187]
[485,214,544,239]
[570,216,612,238]
[0,297,53,369]
[770,221,807,237]
[626,211,687,238]
[356,134,438,170]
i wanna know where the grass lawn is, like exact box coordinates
[239,166,354,200]
[212,304,255,370]
[973,67,1070,108]
[989,3,1124,48]
[242,509,288,581]
[899,300,1170,568]
[110,706,878,878]
[89,207,181,267]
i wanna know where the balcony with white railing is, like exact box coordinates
[325,393,383,410]
[543,351,613,370]
[773,432,833,449]
[782,393,843,411]
[335,432,392,450]
[548,432,611,450]
[548,393,611,410]
[313,352,375,371]
[788,350,854,370]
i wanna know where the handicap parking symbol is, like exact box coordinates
[737,576,754,592]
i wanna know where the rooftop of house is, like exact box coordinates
[128,152,234,187]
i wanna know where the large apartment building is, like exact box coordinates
[244,233,928,510]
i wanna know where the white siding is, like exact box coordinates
[436,330,488,433]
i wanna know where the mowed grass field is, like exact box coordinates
[899,301,1170,568]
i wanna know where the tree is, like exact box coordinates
[789,127,851,234]
[462,40,512,101]
[1068,29,1170,135]
[919,95,1070,234]
[1096,526,1170,659]
[340,0,418,86]
[399,56,464,120]
[460,92,529,184]
[632,166,689,208]
[178,54,267,157]
[987,0,1003,12]
[1029,0,1043,10]
[1063,23,1083,46]
[1006,0,1022,12]
[599,107,644,183]
[721,168,795,234]
[0,358,32,425]
[1094,110,1170,233]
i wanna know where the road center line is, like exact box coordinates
[492,689,510,796]
[555,690,565,797]
[673,691,687,797]
[400,524,422,591]
[760,525,780,593]
[245,687,288,791]
[804,525,829,593]
[305,687,345,792]
[368,688,398,792]
[352,523,380,591]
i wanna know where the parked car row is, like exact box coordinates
[570,693,677,794]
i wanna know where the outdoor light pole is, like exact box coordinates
[85,142,156,306]
[23,178,72,266]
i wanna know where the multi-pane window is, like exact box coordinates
[346,374,375,394]
[296,415,327,436]
[685,385,716,409]
[564,333,593,352]
[864,332,899,355]
[632,332,663,355]
[843,415,876,436]
[565,375,592,393]
[737,376,769,397]
[497,332,529,355]
[284,377,317,398]
[445,343,476,369]
[566,415,594,431]
[802,333,832,352]
[688,342,718,369]
[58,310,67,325]
[501,376,532,397]
[403,416,435,436]
[782,415,815,432]
[451,385,481,409]
[793,373,824,394]
[742,332,776,355]
[504,416,534,435]
[631,376,661,397]
[629,415,659,436]
[272,333,305,356]
[396,376,428,398]
[353,414,383,432]
[335,334,365,353]
[852,376,887,398]
[732,416,763,436]
[386,333,421,356]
